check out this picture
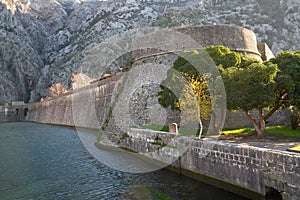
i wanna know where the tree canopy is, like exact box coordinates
[268,51,300,129]
[158,50,214,137]
[268,51,300,108]
[158,51,212,120]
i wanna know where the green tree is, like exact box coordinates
[220,62,278,137]
[205,46,280,137]
[268,51,300,129]
[158,51,212,138]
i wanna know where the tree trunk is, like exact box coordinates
[245,109,265,138]
[209,109,224,135]
[291,107,299,129]
[252,120,265,138]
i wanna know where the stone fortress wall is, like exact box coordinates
[175,25,262,59]
[26,74,123,129]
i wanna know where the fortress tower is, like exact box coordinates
[131,25,274,62]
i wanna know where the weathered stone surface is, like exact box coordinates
[26,72,123,129]
[123,129,300,200]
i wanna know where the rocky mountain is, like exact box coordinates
[0,0,299,103]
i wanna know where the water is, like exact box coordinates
[0,122,248,200]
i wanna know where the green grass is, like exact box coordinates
[265,126,300,140]
[222,128,254,135]
[289,145,300,151]
[223,126,300,141]
[154,190,173,200]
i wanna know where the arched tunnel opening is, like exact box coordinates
[265,186,283,200]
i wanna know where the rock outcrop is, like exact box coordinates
[0,0,299,103]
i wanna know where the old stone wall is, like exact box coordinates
[0,59,295,200]
[175,25,262,59]
[1,69,289,130]
[123,128,300,200]
[26,74,122,129]
[215,109,290,129]
[182,141,300,200]
[128,54,181,127]
[257,43,275,61]
[0,110,16,122]
[27,94,75,126]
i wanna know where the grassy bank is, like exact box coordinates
[222,126,300,141]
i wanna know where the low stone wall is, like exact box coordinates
[128,128,177,145]
[183,141,300,200]
[122,128,300,200]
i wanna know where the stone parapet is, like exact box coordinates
[123,128,300,200]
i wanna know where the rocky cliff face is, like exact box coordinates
[0,0,299,103]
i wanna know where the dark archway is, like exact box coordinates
[265,187,282,200]
[15,109,19,115]
[24,108,28,117]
